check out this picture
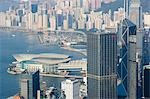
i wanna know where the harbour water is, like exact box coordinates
[0,31,85,98]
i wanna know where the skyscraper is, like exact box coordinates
[87,31,117,99]
[129,0,143,29]
[142,29,150,66]
[124,0,129,18]
[117,19,137,99]
[31,3,38,13]
[90,0,101,10]
[20,71,40,99]
[136,29,144,99]
[61,79,80,99]
[143,65,150,99]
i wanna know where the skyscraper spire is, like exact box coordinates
[124,0,129,18]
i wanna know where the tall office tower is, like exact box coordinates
[143,65,150,99]
[129,0,143,29]
[56,10,63,30]
[95,0,101,10]
[83,0,90,13]
[63,19,68,30]
[61,79,80,99]
[142,29,150,66]
[31,3,38,13]
[38,14,43,29]
[117,19,137,99]
[20,71,40,99]
[136,30,144,99]
[28,12,33,29]
[72,0,81,7]
[87,31,117,99]
[90,0,101,10]
[144,13,150,28]
[50,16,56,31]
[43,14,48,29]
[68,14,73,29]
[76,0,81,7]
[124,0,129,18]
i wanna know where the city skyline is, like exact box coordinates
[0,0,150,99]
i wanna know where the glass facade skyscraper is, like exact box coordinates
[143,65,150,99]
[87,31,117,99]
[142,30,150,66]
[31,4,38,13]
[20,70,40,99]
[117,18,137,99]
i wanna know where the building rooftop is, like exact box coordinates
[13,53,71,65]
[58,60,87,70]
[144,65,150,70]
[123,18,136,27]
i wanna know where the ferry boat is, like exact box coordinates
[11,34,16,37]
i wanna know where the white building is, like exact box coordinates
[144,13,150,28]
[43,14,48,29]
[82,0,90,12]
[50,16,56,31]
[38,14,43,29]
[63,19,68,30]
[61,79,80,99]
[0,12,6,26]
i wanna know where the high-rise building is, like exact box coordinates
[142,29,150,66]
[129,0,143,29]
[136,29,144,99]
[38,14,43,29]
[68,14,73,29]
[20,79,29,99]
[143,65,150,99]
[63,19,68,30]
[43,14,48,29]
[117,18,137,99]
[20,71,40,99]
[124,0,129,18]
[144,13,150,28]
[50,16,56,31]
[56,10,63,30]
[90,0,101,10]
[31,4,38,13]
[61,79,80,99]
[83,0,90,12]
[87,31,117,99]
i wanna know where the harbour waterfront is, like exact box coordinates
[0,30,85,98]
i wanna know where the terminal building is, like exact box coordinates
[13,53,86,76]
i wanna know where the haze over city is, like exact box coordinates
[0,0,150,99]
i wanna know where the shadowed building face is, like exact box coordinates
[87,32,117,99]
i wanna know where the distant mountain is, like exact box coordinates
[101,0,150,12]
[0,0,149,12]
